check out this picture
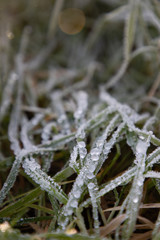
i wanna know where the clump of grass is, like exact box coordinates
[0,0,160,239]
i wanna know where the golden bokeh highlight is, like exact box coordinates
[65,228,77,235]
[58,8,85,35]
[0,222,11,232]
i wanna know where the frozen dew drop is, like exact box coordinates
[136,140,147,154]
[139,135,145,140]
[79,148,87,159]
[103,145,111,155]
[133,197,138,203]
[74,109,83,119]
[76,128,85,139]
[91,148,100,156]
[66,208,73,216]
[73,190,81,198]
[87,172,94,179]
[78,141,86,148]
[88,182,95,189]
[137,181,143,186]
[89,164,96,172]
[137,177,143,186]
[96,139,104,148]
[70,199,78,208]
[3,183,8,188]
[91,155,99,161]
[77,178,83,186]
[58,114,66,124]
[90,148,100,161]
[110,182,116,189]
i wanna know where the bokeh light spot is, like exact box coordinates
[58,8,85,35]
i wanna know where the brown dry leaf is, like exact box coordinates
[29,223,49,234]
[130,230,152,240]
[100,214,126,237]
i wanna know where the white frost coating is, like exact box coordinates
[0,72,18,121]
[73,91,88,122]
[136,139,148,154]
[51,92,71,134]
[42,122,56,143]
[31,113,44,126]
[20,117,34,149]
[97,167,136,199]
[88,182,100,234]
[22,157,67,204]
[144,171,160,179]
[69,146,79,172]
[122,135,151,239]
[76,127,85,139]
[77,177,84,187]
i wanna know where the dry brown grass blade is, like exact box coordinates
[103,203,160,212]
[135,224,153,230]
[100,214,126,237]
[148,71,160,97]
[130,230,152,240]
[137,216,154,229]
